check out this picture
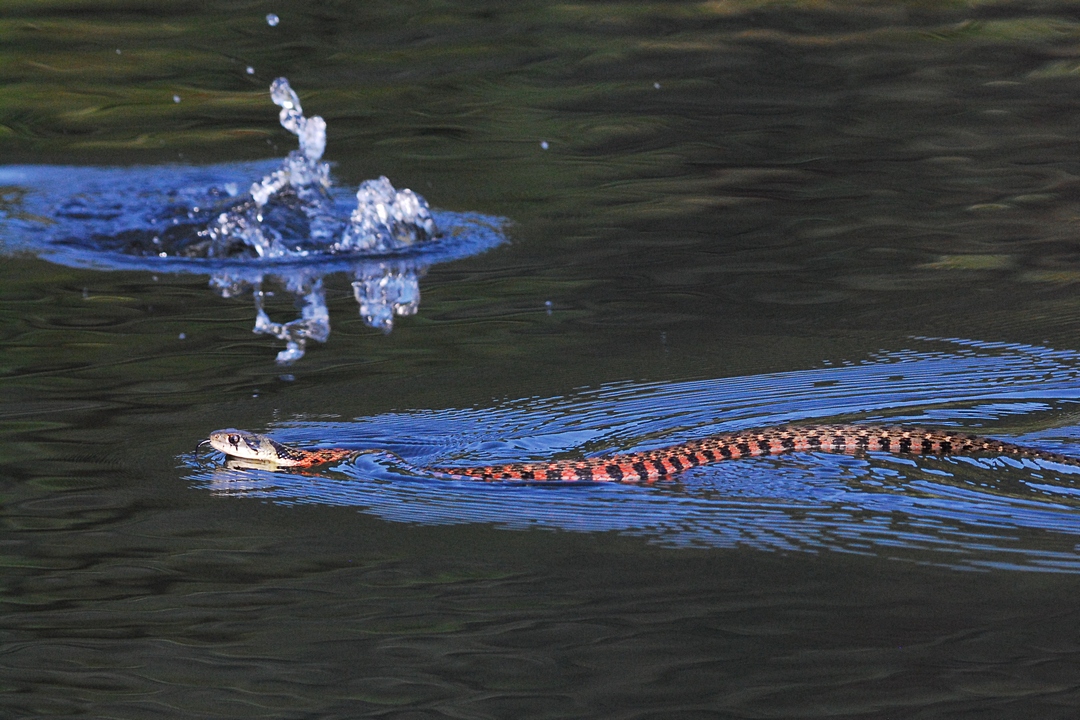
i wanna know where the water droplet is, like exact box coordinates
[246,66,255,75]
[540,140,549,150]
[279,374,295,382]
[173,94,181,103]
[178,332,186,340]
[266,13,279,26]
[653,82,661,89]
[545,300,554,315]
[115,48,122,55]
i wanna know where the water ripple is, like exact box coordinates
[187,338,1080,570]
[0,77,508,363]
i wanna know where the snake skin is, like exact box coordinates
[214,424,1078,482]
[427,424,1075,482]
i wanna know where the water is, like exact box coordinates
[190,339,1080,570]
[0,77,506,362]
[5,1,1080,717]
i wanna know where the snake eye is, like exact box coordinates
[228,434,240,447]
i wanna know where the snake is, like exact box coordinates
[206,425,1080,482]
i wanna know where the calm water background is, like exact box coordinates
[5,1,1080,716]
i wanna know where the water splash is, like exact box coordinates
[339,177,435,252]
[0,77,506,363]
[201,77,436,262]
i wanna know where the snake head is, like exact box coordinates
[207,428,308,467]
[208,428,270,460]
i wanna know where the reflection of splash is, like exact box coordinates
[210,269,332,364]
[209,260,422,363]
[352,261,421,332]
[188,339,1080,571]
[0,76,506,363]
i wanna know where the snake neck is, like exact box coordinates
[284,447,359,468]
[286,447,413,469]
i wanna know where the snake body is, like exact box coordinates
[207,425,1079,482]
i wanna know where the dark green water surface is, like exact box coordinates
[5,1,1080,716]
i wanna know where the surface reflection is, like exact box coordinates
[207,259,423,363]
[190,338,1080,571]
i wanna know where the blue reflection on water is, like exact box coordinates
[0,163,504,274]
[0,162,505,361]
[188,338,1080,571]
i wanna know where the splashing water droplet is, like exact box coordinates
[266,13,279,26]
[246,66,255,75]
[173,95,181,103]
[200,76,437,265]
[337,177,435,252]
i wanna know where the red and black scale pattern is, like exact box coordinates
[420,424,1079,482]
[267,437,356,467]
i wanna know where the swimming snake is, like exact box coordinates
[206,425,1079,482]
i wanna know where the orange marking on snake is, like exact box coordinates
[208,425,1080,482]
